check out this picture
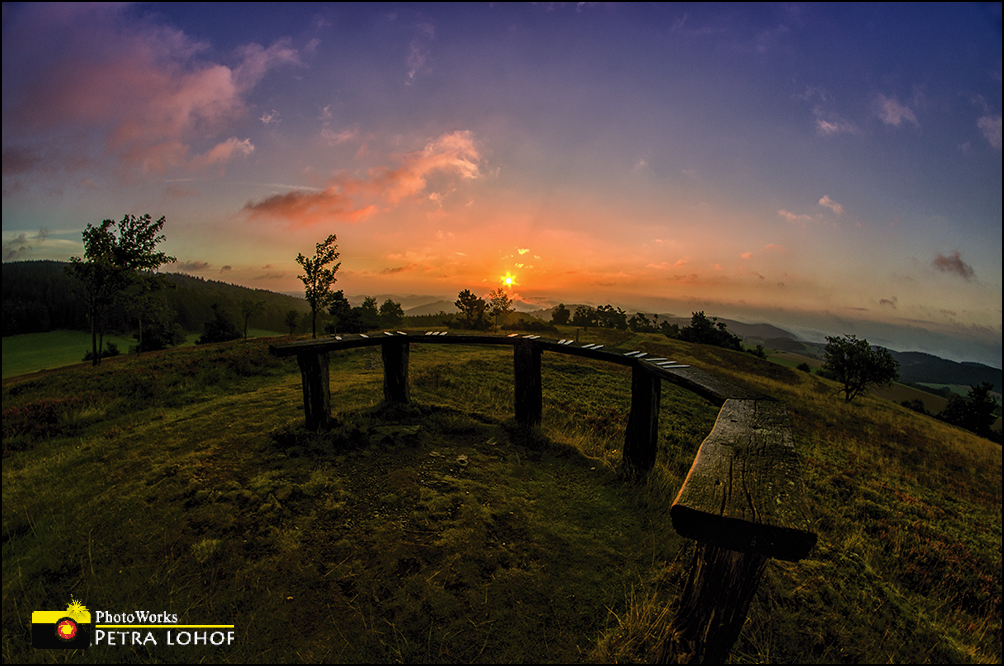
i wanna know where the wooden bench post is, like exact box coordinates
[658,544,767,664]
[381,340,410,404]
[296,351,331,430]
[623,362,661,474]
[513,340,542,427]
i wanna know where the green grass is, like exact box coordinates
[1,331,137,379]
[3,333,1001,663]
[2,329,291,379]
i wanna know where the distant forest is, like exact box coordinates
[2,260,310,337]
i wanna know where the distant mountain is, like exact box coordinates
[889,351,1002,393]
[404,300,458,316]
[6,265,999,391]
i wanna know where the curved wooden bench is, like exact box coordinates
[270,331,816,663]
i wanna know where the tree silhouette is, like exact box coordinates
[296,234,340,338]
[938,382,1000,439]
[379,298,405,327]
[552,303,570,325]
[572,305,596,329]
[487,287,513,331]
[455,289,489,330]
[239,299,265,340]
[821,334,900,403]
[197,303,240,344]
[66,214,175,365]
[284,309,300,335]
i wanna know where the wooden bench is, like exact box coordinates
[664,398,816,663]
[270,331,816,663]
[270,332,761,473]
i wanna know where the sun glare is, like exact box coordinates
[502,272,516,287]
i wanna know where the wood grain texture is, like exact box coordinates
[670,399,816,561]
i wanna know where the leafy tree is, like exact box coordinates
[127,272,178,353]
[596,304,628,330]
[552,303,570,325]
[196,303,241,345]
[357,297,382,331]
[133,316,184,353]
[629,312,659,333]
[66,214,175,365]
[938,382,1000,439]
[239,299,264,340]
[661,321,680,338]
[455,289,489,330]
[326,290,354,333]
[296,234,341,338]
[821,334,900,403]
[285,309,300,335]
[487,287,514,331]
[572,305,597,329]
[678,311,743,351]
[379,298,405,327]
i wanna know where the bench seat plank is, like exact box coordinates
[671,399,816,561]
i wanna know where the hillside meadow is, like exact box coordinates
[2,328,1000,663]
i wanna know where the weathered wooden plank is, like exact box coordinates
[381,340,410,404]
[296,351,330,430]
[513,341,542,427]
[623,363,661,474]
[670,399,816,561]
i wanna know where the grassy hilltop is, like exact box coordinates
[2,328,1001,663]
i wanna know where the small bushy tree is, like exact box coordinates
[66,214,175,365]
[821,334,899,403]
[677,311,743,351]
[296,234,340,338]
[454,289,489,330]
[487,287,513,331]
[572,305,596,329]
[379,298,405,327]
[551,303,570,325]
[197,303,241,345]
[938,382,1000,440]
[239,299,264,340]
[284,309,300,335]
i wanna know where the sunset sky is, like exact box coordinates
[3,3,1001,366]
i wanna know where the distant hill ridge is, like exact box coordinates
[3,261,999,391]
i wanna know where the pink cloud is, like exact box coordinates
[778,209,813,224]
[876,95,918,127]
[244,131,483,226]
[190,138,255,170]
[2,5,298,181]
[244,188,379,227]
[818,195,843,215]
